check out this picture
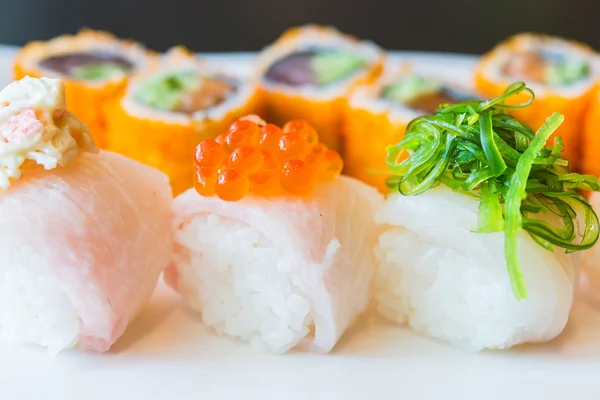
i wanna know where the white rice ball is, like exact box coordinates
[373,186,578,351]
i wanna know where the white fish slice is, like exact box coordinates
[0,151,173,353]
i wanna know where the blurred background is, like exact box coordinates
[0,0,598,53]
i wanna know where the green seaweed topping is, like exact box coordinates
[386,82,600,300]
[71,63,129,81]
[133,71,201,111]
[312,50,366,86]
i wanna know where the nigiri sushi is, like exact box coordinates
[0,77,173,354]
[374,82,599,351]
[166,116,382,353]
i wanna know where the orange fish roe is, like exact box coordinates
[193,116,343,201]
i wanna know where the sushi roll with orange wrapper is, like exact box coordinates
[13,29,153,148]
[582,90,600,177]
[254,25,384,152]
[475,33,600,169]
[344,64,479,191]
[166,115,382,353]
[103,47,264,195]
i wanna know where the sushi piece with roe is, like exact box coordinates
[166,116,382,353]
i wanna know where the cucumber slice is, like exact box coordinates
[546,58,590,86]
[133,71,201,111]
[71,63,128,81]
[382,76,442,103]
[311,50,366,86]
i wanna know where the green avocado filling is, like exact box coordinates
[71,63,129,81]
[311,50,367,86]
[382,76,442,103]
[546,57,590,86]
[133,71,201,111]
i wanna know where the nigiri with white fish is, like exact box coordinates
[166,116,382,353]
[0,77,173,354]
[374,82,598,351]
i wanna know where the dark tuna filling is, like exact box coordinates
[264,50,318,87]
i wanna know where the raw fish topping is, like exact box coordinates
[386,81,600,299]
[194,116,343,201]
[0,76,97,189]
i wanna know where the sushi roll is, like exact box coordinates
[475,33,600,168]
[374,82,599,351]
[254,25,384,152]
[344,64,479,191]
[0,77,173,354]
[104,47,263,196]
[582,91,600,177]
[14,29,153,147]
[166,116,382,353]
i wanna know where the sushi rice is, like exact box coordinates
[374,186,578,351]
[0,248,79,355]
[171,214,314,353]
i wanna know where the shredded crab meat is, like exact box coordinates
[0,76,97,189]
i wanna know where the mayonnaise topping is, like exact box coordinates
[0,76,97,189]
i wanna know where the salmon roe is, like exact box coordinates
[193,116,343,201]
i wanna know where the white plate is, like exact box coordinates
[0,46,600,400]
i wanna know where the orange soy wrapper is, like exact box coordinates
[104,96,263,196]
[342,106,408,192]
[193,116,343,201]
[582,87,600,178]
